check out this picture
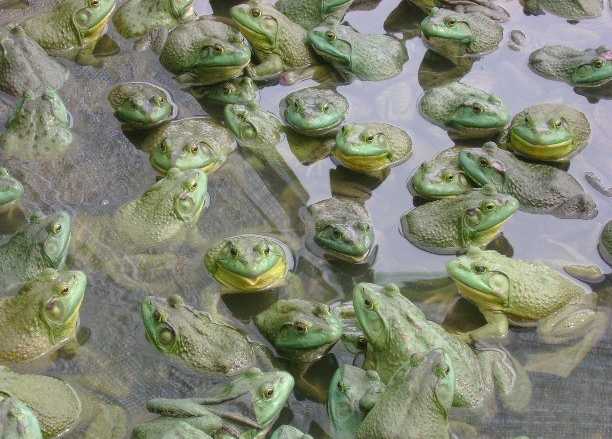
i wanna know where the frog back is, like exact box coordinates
[276,19,317,68]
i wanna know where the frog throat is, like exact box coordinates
[214,257,288,292]
[71,4,115,46]
[510,131,574,160]
[460,217,509,249]
[43,304,82,345]
[334,149,390,172]
[452,279,506,309]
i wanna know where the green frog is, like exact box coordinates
[599,220,612,266]
[275,0,354,30]
[408,0,510,21]
[269,426,313,439]
[224,103,284,150]
[20,0,116,66]
[401,185,518,254]
[112,0,196,41]
[0,269,85,363]
[419,81,510,139]
[191,77,259,106]
[0,167,25,234]
[458,142,598,219]
[107,82,177,130]
[410,147,473,199]
[0,397,43,439]
[521,0,602,19]
[280,87,348,137]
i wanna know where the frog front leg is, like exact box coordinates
[246,55,285,81]
[454,308,510,343]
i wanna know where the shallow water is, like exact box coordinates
[1,0,611,438]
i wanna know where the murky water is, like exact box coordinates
[1,0,611,438]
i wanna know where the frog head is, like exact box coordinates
[0,168,24,207]
[570,48,612,87]
[447,94,510,134]
[28,211,72,269]
[108,82,176,129]
[308,22,353,67]
[333,124,394,172]
[411,160,472,199]
[197,77,259,105]
[230,1,283,52]
[70,0,116,40]
[458,142,508,190]
[282,87,348,137]
[0,397,43,438]
[224,103,284,148]
[421,8,474,48]
[405,350,455,417]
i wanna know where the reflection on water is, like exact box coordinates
[1,0,611,438]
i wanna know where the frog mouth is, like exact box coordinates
[214,258,288,292]
[334,149,390,172]
[510,131,574,160]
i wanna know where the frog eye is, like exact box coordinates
[158,327,175,345]
[337,381,347,392]
[223,84,235,95]
[160,141,168,153]
[153,310,163,321]
[435,364,450,378]
[326,31,336,41]
[151,95,165,105]
[186,179,198,191]
[550,119,562,129]
[332,229,342,240]
[479,158,489,168]
[251,7,261,17]
[358,223,370,232]
[363,298,374,310]
[294,321,309,333]
[46,300,63,319]
[442,172,454,182]
[213,44,224,54]
[483,201,496,211]
[261,385,275,399]
[365,135,375,143]
[473,264,487,274]
[321,103,330,113]
[59,285,70,296]
[51,223,62,235]
[229,245,239,257]
[90,0,99,7]
[186,144,199,154]
[255,243,271,256]
[472,103,484,114]
[444,16,456,27]
[358,335,367,348]
[593,58,604,68]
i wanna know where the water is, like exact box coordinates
[1,0,611,437]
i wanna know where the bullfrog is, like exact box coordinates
[458,142,598,219]
[20,0,116,66]
[0,25,69,97]
[132,368,294,439]
[0,367,81,438]
[144,117,237,174]
[419,81,510,139]
[521,0,603,19]
[356,350,454,439]
[529,45,612,88]
[269,426,313,439]
[280,87,348,137]
[1,88,73,160]
[503,103,591,162]
[275,0,354,30]
[307,22,408,82]
[0,397,43,439]
[159,17,252,85]
[107,82,177,130]
[191,76,259,106]
[332,123,413,175]
[230,1,321,82]
[407,0,510,21]
[0,210,71,290]
[0,167,25,234]
[353,282,531,412]
[420,7,503,62]
[409,147,473,199]
[0,269,86,363]
[224,103,284,150]
[599,220,612,266]
[328,365,385,439]
[401,185,518,254]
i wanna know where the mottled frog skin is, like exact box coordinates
[408,0,510,21]
[280,87,348,137]
[107,82,177,130]
[275,0,354,30]
[0,167,25,234]
[599,220,612,266]
[224,103,284,150]
[0,397,43,439]
[112,0,196,39]
[410,147,473,199]
[192,76,259,106]
[270,426,313,439]
[521,0,603,19]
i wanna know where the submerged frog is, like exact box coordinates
[191,77,259,106]
[159,17,252,85]
[1,89,73,159]
[20,0,116,66]
[599,220,612,266]
[401,185,518,254]
[112,0,195,41]
[410,147,473,199]
[0,25,69,97]
[419,81,510,139]
[521,0,602,19]
[0,397,43,439]
[224,103,284,150]
[270,426,313,439]
[275,0,354,30]
[0,269,86,362]
[408,0,510,21]
[458,142,598,219]
[0,210,71,290]
[107,82,177,130]
[307,22,408,82]
[504,103,591,162]
[356,350,455,439]
[280,87,348,137]
[133,368,294,439]
[0,167,25,234]
[353,282,531,412]
[144,117,237,174]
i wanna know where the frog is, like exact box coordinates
[132,368,295,439]
[224,103,284,150]
[20,0,116,66]
[400,185,518,254]
[356,349,454,439]
[503,103,591,162]
[269,426,313,439]
[529,45,612,88]
[353,282,532,413]
[419,81,510,139]
[0,397,43,439]
[274,0,354,30]
[1,88,73,159]
[520,0,603,19]
[409,146,474,199]
[457,142,598,219]
[280,87,349,137]
[190,76,259,106]
[407,0,510,21]
[599,220,612,266]
[447,247,609,376]
[0,269,86,363]
[0,210,71,290]
[0,25,69,97]
[143,117,237,174]
[0,167,25,234]
[307,21,409,82]
[107,82,177,130]
[159,17,252,86]
[327,365,385,439]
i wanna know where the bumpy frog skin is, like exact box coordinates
[353,282,531,411]
[458,142,598,219]
[410,147,473,199]
[408,0,510,21]
[333,123,413,174]
[275,0,354,30]
[133,368,294,439]
[0,167,24,211]
[145,117,237,174]
[0,211,71,290]
[255,299,342,363]
[529,45,612,88]
[0,25,69,97]
[507,103,591,161]
[231,1,320,81]
[356,350,455,439]
[419,81,510,139]
[141,295,258,375]
[112,0,195,39]
[521,0,602,20]
[328,365,385,439]
[599,220,612,266]
[0,368,82,438]
[0,397,43,439]
[420,8,503,61]
[269,426,313,439]
[1,89,73,160]
[307,197,375,263]
[159,17,252,85]
[204,234,290,293]
[308,22,408,82]
[224,103,284,149]
[280,87,348,137]
[193,76,259,105]
[107,82,177,130]
[0,269,86,362]
[21,0,116,66]
[401,185,518,254]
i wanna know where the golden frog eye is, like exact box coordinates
[484,202,496,211]
[479,158,489,168]
[187,180,198,191]
[365,135,375,143]
[51,223,62,235]
[326,31,336,41]
[188,144,199,154]
[473,264,487,274]
[593,58,604,68]
[472,103,484,113]
[262,386,274,399]
[151,95,165,105]
[321,103,330,113]
[59,285,70,296]
[550,119,562,129]
[213,44,224,54]
[294,321,309,333]
[90,0,99,7]
[223,84,235,95]
[444,17,456,27]
[251,7,261,17]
